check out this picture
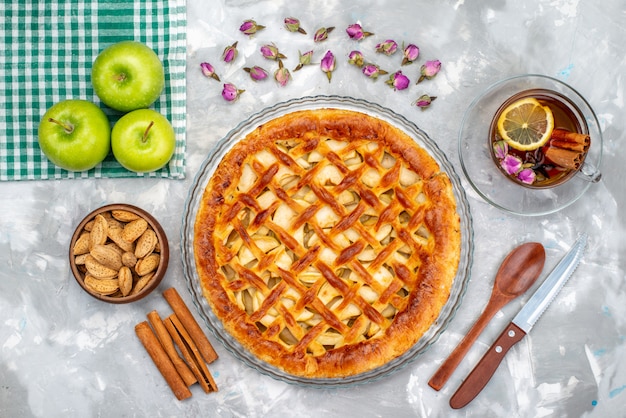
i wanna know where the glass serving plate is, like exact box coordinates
[181,95,474,387]
[459,74,603,216]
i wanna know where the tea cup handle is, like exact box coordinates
[576,161,602,183]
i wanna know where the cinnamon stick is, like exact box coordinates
[551,128,590,146]
[164,315,218,393]
[135,321,192,401]
[544,147,582,170]
[550,139,587,152]
[147,310,197,387]
[163,287,218,364]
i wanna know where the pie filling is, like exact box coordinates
[194,108,461,378]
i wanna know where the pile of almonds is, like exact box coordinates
[73,209,162,297]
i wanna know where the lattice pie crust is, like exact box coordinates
[194,108,461,378]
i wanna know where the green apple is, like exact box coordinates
[91,41,165,112]
[38,99,111,171]
[111,109,175,173]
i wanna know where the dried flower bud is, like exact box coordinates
[517,168,536,184]
[417,59,442,83]
[346,23,373,41]
[493,140,509,160]
[362,63,388,80]
[501,154,523,175]
[375,39,398,56]
[320,50,336,83]
[222,83,244,102]
[274,60,291,87]
[222,41,238,63]
[284,17,306,34]
[348,50,364,67]
[294,50,314,71]
[239,19,265,36]
[200,62,220,81]
[244,66,269,81]
[385,71,410,90]
[413,94,437,109]
[260,43,287,60]
[402,43,420,65]
[313,26,334,42]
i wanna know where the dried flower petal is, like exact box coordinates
[413,94,437,109]
[294,50,314,71]
[417,59,442,83]
[320,50,336,83]
[346,23,373,41]
[240,19,265,36]
[200,62,220,81]
[222,41,238,63]
[244,66,269,81]
[260,44,287,60]
[402,43,420,65]
[362,63,388,79]
[517,168,536,184]
[348,50,364,67]
[385,71,410,90]
[274,60,291,87]
[501,154,523,175]
[222,83,244,102]
[313,26,334,42]
[375,39,398,55]
[493,140,509,160]
[284,17,306,34]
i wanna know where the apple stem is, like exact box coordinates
[143,121,155,143]
[48,118,74,134]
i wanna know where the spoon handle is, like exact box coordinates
[428,296,504,391]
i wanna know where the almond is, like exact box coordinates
[134,253,160,276]
[130,272,154,295]
[90,244,123,271]
[111,209,141,222]
[84,254,118,279]
[121,251,138,268]
[135,229,157,258]
[73,233,91,255]
[122,218,148,243]
[108,227,135,253]
[85,275,119,295]
[89,214,109,250]
[74,254,88,265]
[118,266,133,296]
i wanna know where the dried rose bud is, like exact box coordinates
[222,83,244,102]
[260,44,287,60]
[200,62,220,81]
[244,65,269,81]
[517,168,536,184]
[294,50,314,71]
[348,50,364,67]
[346,23,373,41]
[375,39,398,55]
[222,41,238,63]
[239,19,265,36]
[313,26,334,42]
[417,59,442,83]
[501,154,523,175]
[274,60,291,87]
[362,63,388,79]
[413,94,437,109]
[284,17,306,34]
[320,50,336,83]
[385,71,410,90]
[493,140,508,160]
[402,43,420,65]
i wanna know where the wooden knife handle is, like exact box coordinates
[449,322,526,409]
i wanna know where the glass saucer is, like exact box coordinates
[458,74,603,216]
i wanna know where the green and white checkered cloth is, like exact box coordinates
[0,0,186,181]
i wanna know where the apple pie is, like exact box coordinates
[194,108,461,378]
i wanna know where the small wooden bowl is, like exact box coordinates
[69,203,169,303]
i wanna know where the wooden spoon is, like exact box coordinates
[428,242,546,391]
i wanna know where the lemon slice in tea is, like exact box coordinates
[497,97,554,151]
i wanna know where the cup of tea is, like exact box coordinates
[458,74,603,216]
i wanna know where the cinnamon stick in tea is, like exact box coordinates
[163,287,218,364]
[135,321,192,401]
[147,310,197,387]
[544,147,583,170]
[551,128,590,146]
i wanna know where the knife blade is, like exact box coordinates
[449,233,587,409]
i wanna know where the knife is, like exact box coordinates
[449,233,587,409]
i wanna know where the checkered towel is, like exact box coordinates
[0,0,186,180]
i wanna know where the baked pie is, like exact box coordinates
[194,108,461,378]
